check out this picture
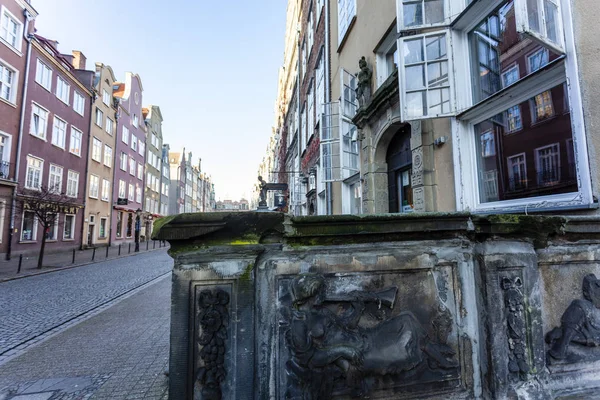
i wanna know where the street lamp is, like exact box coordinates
[135,208,141,252]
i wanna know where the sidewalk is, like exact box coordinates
[0,240,170,282]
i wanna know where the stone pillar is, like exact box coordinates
[410,121,426,212]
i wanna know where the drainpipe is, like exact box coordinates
[6,14,34,261]
[296,23,302,216]
[324,0,333,215]
[80,86,96,250]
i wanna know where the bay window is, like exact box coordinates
[338,0,356,45]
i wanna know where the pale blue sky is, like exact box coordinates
[33,0,287,201]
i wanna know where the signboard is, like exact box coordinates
[117,198,128,205]
[274,192,286,208]
[22,201,80,214]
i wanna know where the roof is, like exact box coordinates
[112,82,125,98]
[142,107,149,119]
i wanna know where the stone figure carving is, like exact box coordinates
[356,57,372,107]
[195,289,230,400]
[258,176,268,207]
[546,274,600,360]
[283,274,458,399]
[501,277,530,379]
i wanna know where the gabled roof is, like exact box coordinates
[112,82,125,98]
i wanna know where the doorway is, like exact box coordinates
[386,125,413,213]
[87,215,95,246]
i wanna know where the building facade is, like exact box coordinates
[14,36,92,255]
[143,105,163,238]
[82,62,117,248]
[168,150,184,215]
[160,143,170,216]
[110,72,146,244]
[0,0,37,258]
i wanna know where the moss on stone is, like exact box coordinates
[239,262,254,281]
[151,215,177,239]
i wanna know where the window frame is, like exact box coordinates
[48,163,63,194]
[337,0,357,46]
[30,102,49,140]
[55,76,70,105]
[51,115,67,149]
[121,126,129,144]
[20,210,37,242]
[91,137,102,162]
[101,178,110,202]
[73,91,85,116]
[0,58,18,105]
[25,155,43,190]
[118,180,126,199]
[0,6,23,53]
[89,174,100,199]
[104,144,112,167]
[63,214,75,240]
[35,59,52,92]
[66,170,79,198]
[534,142,561,186]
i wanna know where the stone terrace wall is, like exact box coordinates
[153,212,600,399]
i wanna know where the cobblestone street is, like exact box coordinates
[0,250,173,399]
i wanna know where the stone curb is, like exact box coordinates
[0,247,170,284]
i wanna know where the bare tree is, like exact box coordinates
[10,185,82,269]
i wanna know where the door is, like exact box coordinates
[87,224,94,246]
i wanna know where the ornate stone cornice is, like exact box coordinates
[352,68,399,129]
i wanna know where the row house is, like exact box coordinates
[159,143,170,216]
[0,0,37,257]
[143,104,164,238]
[167,148,214,215]
[168,150,184,215]
[111,72,146,244]
[82,62,117,248]
[267,0,600,218]
[14,35,93,254]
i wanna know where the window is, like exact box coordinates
[338,0,356,44]
[307,86,314,137]
[70,127,82,156]
[102,89,110,106]
[137,163,143,180]
[480,131,495,158]
[536,143,560,186]
[89,175,99,199]
[128,183,134,201]
[301,41,306,79]
[99,218,107,239]
[129,158,136,175]
[527,48,549,73]
[30,104,49,139]
[63,214,75,239]
[515,0,563,52]
[307,11,314,51]
[317,0,324,19]
[1,8,22,50]
[21,211,36,241]
[530,90,554,123]
[118,180,126,198]
[315,54,325,124]
[471,16,501,102]
[91,137,102,162]
[25,156,43,189]
[106,118,113,135]
[48,164,63,194]
[139,141,145,155]
[482,170,499,201]
[341,69,357,117]
[101,179,110,201]
[45,213,58,240]
[116,212,123,238]
[376,31,399,87]
[120,152,127,171]
[35,60,52,91]
[122,126,129,144]
[104,145,112,167]
[73,91,85,115]
[0,61,16,103]
[300,107,306,151]
[131,135,137,151]
[56,77,70,104]
[502,65,519,88]
[505,105,522,133]
[133,114,139,128]
[400,0,445,29]
[51,116,67,149]
[507,154,527,192]
[126,213,133,238]
[136,185,142,203]
[67,170,78,197]
[95,107,103,128]
[400,33,450,119]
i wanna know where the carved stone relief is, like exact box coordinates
[413,187,425,212]
[412,147,424,187]
[410,121,422,150]
[195,288,230,400]
[501,277,530,380]
[546,273,600,363]
[280,274,459,399]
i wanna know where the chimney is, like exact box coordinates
[72,50,87,70]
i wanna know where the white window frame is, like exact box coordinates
[45,213,59,241]
[21,210,37,242]
[0,6,23,53]
[338,0,357,46]
[63,214,75,240]
[119,180,126,198]
[104,144,112,167]
[91,137,102,162]
[95,107,103,128]
[48,164,63,194]
[128,183,134,202]
[73,91,85,116]
[102,89,110,106]
[30,103,49,140]
[136,185,142,203]
[129,158,136,176]
[514,0,565,53]
[502,64,520,88]
[0,58,18,104]
[35,59,52,91]
[120,152,127,171]
[122,125,129,144]
[375,30,399,88]
[137,163,143,180]
[535,142,561,186]
[66,170,78,198]
[51,115,67,149]
[106,118,113,135]
[0,200,5,243]
[55,77,70,105]
[507,152,528,191]
[89,174,99,199]
[527,47,550,74]
[397,0,453,31]
[101,178,111,201]
[307,10,314,52]
[131,135,138,152]
[25,155,43,190]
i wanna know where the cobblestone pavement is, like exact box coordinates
[0,275,171,400]
[0,249,172,358]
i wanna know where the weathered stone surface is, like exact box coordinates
[159,212,600,399]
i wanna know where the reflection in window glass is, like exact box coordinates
[475,84,575,203]
[402,0,444,28]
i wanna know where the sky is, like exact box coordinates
[32,0,287,202]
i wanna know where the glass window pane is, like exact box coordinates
[427,61,448,87]
[527,0,541,34]
[404,38,423,64]
[425,35,446,61]
[406,91,426,118]
[475,84,575,203]
[544,0,559,43]
[424,0,444,25]
[405,65,425,90]
[427,88,450,115]
[403,2,423,27]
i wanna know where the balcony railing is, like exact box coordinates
[0,161,12,180]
